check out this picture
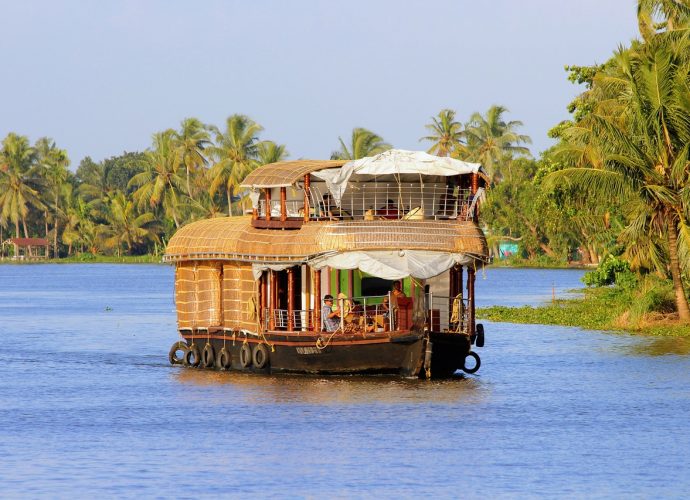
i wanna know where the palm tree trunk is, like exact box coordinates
[14,220,19,257]
[667,216,690,322]
[54,192,59,258]
[227,188,233,216]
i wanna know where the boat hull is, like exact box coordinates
[174,329,473,378]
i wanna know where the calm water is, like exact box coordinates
[1,265,689,498]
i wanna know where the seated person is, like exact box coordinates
[376,199,400,219]
[321,295,340,332]
[320,193,351,220]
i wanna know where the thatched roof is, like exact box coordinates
[241,160,348,188]
[163,216,488,263]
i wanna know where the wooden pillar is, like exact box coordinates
[269,270,276,330]
[303,265,311,331]
[467,266,476,336]
[303,174,311,223]
[471,173,479,223]
[449,266,458,298]
[260,272,267,330]
[287,267,295,331]
[314,269,322,332]
[347,270,354,298]
[335,269,341,295]
[264,189,272,222]
[280,187,287,222]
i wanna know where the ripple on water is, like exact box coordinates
[0,264,689,497]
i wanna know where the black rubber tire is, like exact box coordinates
[184,344,201,367]
[239,343,253,369]
[217,347,231,370]
[252,343,270,370]
[202,343,215,368]
[168,341,188,365]
[462,351,481,374]
[476,323,485,348]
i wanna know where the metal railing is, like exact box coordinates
[310,184,477,222]
[261,293,471,334]
[255,185,481,222]
[425,293,471,334]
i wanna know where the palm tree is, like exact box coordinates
[129,130,186,228]
[464,105,532,179]
[256,141,288,165]
[99,192,160,256]
[420,109,467,157]
[208,114,262,216]
[172,117,211,201]
[36,137,70,257]
[637,0,690,40]
[330,127,392,160]
[61,184,92,255]
[546,34,690,321]
[0,133,44,244]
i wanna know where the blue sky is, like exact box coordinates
[0,0,639,168]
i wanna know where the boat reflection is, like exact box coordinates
[170,367,485,404]
[627,336,690,356]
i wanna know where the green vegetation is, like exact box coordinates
[478,282,690,338]
[1,1,687,327]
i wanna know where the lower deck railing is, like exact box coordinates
[260,293,471,335]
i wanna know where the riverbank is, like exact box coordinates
[0,254,162,264]
[478,285,690,337]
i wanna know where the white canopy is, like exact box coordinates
[309,250,475,280]
[311,149,483,205]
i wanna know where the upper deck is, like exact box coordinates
[240,149,488,229]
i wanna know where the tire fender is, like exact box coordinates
[239,343,253,369]
[252,343,270,370]
[462,351,481,374]
[168,341,188,365]
[202,343,215,368]
[184,344,201,367]
[475,323,485,348]
[217,347,231,370]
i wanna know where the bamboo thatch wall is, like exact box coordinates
[164,216,489,263]
[241,159,347,188]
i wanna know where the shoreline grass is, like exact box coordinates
[478,286,690,338]
[0,254,163,264]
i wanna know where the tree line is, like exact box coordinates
[0,106,532,259]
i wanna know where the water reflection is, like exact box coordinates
[627,336,690,356]
[171,367,485,404]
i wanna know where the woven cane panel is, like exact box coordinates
[241,160,347,188]
[164,217,488,262]
[174,262,222,329]
[175,264,196,329]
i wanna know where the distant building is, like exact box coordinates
[1,238,50,260]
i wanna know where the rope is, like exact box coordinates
[316,329,339,350]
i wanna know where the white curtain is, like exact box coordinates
[309,250,473,280]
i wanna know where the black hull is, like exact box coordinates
[171,329,476,378]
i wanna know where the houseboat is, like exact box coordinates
[163,149,489,378]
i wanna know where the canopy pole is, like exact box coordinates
[314,269,322,332]
[260,271,267,330]
[467,266,475,337]
[280,187,287,222]
[471,173,479,223]
[287,267,295,331]
[264,189,272,222]
[303,174,311,223]
[269,270,276,330]
[303,264,311,331]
